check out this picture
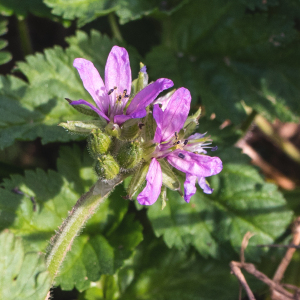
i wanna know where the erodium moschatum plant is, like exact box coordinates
[60,45,223,207]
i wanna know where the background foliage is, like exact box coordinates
[0,0,300,299]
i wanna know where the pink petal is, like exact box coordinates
[153,104,163,143]
[126,78,173,116]
[159,87,191,142]
[198,177,213,194]
[73,58,109,115]
[137,158,162,206]
[105,46,131,110]
[166,150,223,177]
[184,173,197,203]
[113,114,131,125]
[70,99,110,121]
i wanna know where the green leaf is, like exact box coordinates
[148,162,293,259]
[0,0,52,18]
[118,239,241,300]
[0,145,143,291]
[282,188,300,215]
[43,0,117,27]
[0,30,140,149]
[146,0,300,124]
[0,17,11,65]
[43,0,189,26]
[0,230,51,300]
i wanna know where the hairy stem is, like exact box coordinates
[46,175,124,281]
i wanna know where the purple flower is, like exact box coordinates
[70,46,173,125]
[137,87,223,205]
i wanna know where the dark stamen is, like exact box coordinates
[178,153,185,159]
[108,86,117,95]
[124,95,129,98]
[176,141,180,145]
[184,140,188,145]
[175,132,178,139]
[211,146,218,151]
[118,95,122,101]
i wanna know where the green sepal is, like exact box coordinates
[183,107,202,138]
[141,111,157,142]
[87,129,112,158]
[127,161,150,199]
[105,122,121,138]
[95,154,120,180]
[159,159,182,194]
[65,98,100,118]
[59,120,107,135]
[117,141,143,170]
[120,119,141,141]
[141,141,157,161]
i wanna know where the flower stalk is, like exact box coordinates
[46,175,124,281]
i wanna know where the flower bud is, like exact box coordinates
[105,122,121,138]
[88,129,112,159]
[95,154,120,180]
[116,141,143,170]
[131,63,149,95]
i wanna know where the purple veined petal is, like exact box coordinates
[126,78,173,116]
[198,177,213,194]
[184,173,197,203]
[73,58,109,115]
[166,150,223,177]
[113,104,152,124]
[137,158,162,206]
[105,46,131,110]
[70,99,110,122]
[153,104,163,143]
[159,87,191,142]
[153,89,176,111]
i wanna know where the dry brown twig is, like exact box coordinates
[230,218,300,300]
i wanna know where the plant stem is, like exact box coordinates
[108,13,123,42]
[240,110,257,133]
[46,176,124,281]
[17,18,33,56]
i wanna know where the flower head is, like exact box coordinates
[70,46,173,125]
[137,87,223,205]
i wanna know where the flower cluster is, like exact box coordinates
[62,46,222,206]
